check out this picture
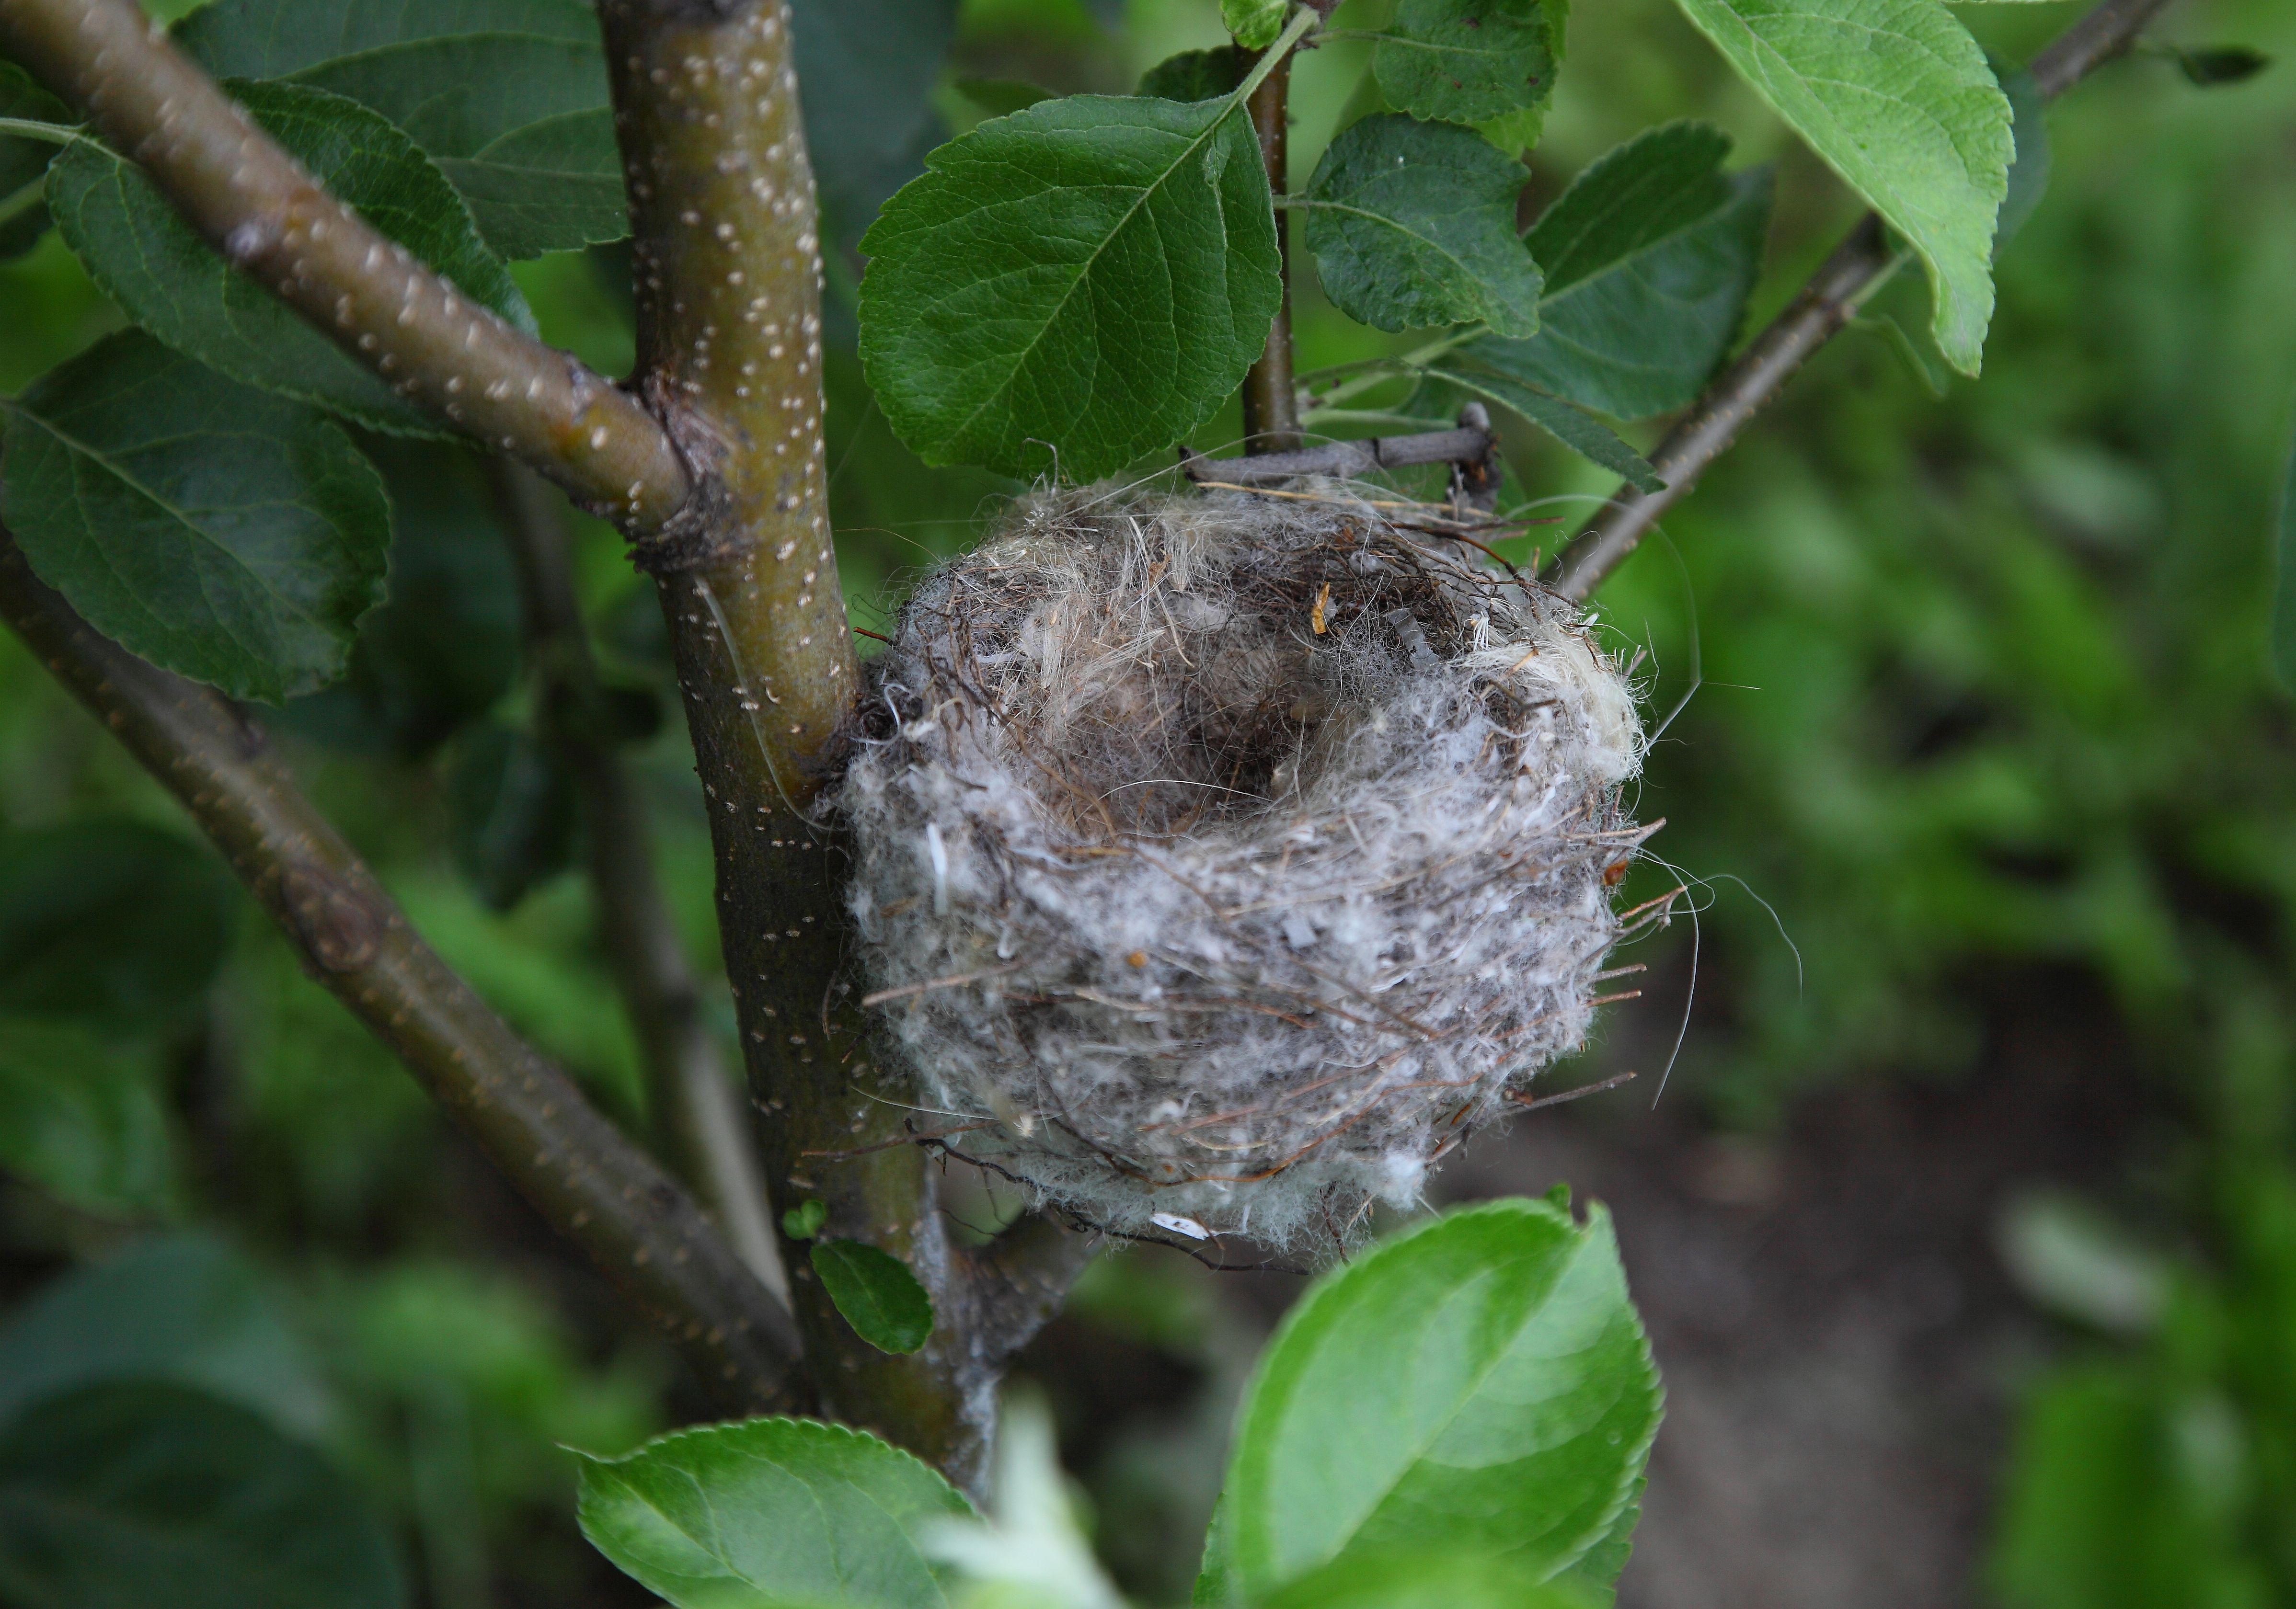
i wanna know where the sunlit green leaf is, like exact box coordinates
[859,93,1280,481]
[1224,0,1290,50]
[576,1416,971,1608]
[1262,1550,1600,1609]
[1304,114,1543,337]
[1213,1198,1661,1601]
[0,1381,404,1609]
[811,1240,935,1354]
[0,333,391,702]
[1375,0,1561,126]
[1667,0,2012,374]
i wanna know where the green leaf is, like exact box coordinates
[1376,0,1561,126]
[859,93,1280,482]
[1140,46,1254,103]
[1216,1198,1661,1600]
[1666,0,2013,375]
[1435,363,1665,490]
[810,1240,936,1354]
[1466,122,1771,420]
[47,79,529,437]
[277,439,521,759]
[2275,422,2296,694]
[0,332,391,703]
[447,722,578,912]
[0,820,238,1026]
[782,1198,828,1241]
[1563,1476,1642,1600]
[2166,44,2271,87]
[174,0,622,259]
[1224,0,1290,50]
[0,1381,403,1609]
[576,1416,972,1608]
[1994,64,2051,253]
[1304,114,1544,337]
[1262,1550,1600,1609]
[0,1234,332,1437]
[0,62,69,262]
[0,1019,173,1218]
[1469,0,1571,157]
[792,0,963,252]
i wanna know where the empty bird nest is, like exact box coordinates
[837,479,1664,1253]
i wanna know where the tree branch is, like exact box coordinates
[1543,0,2177,601]
[0,0,692,532]
[0,525,804,1409]
[596,0,1086,1494]
[1239,47,1300,454]
[1181,420,1497,485]
[487,460,788,1304]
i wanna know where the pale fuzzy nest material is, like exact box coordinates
[838,484,1652,1251]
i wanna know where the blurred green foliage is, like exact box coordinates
[0,0,2289,1601]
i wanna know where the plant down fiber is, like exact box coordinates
[838,484,1652,1251]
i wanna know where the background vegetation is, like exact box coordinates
[0,0,2289,1604]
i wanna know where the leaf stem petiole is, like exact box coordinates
[0,116,75,144]
[1231,6,1323,108]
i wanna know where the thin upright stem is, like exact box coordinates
[487,461,788,1303]
[0,526,802,1410]
[0,0,691,532]
[1545,0,2177,600]
[1240,48,1299,454]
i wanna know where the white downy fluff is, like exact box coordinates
[837,484,1651,1252]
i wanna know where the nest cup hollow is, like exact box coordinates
[838,484,1655,1251]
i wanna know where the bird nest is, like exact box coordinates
[838,482,1656,1251]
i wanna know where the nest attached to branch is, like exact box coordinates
[838,482,1655,1251]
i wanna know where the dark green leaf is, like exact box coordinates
[0,1234,332,1436]
[0,62,69,262]
[0,819,237,1025]
[793,0,962,253]
[859,93,1280,481]
[2169,45,2270,87]
[1995,64,2051,254]
[1216,1198,1661,1600]
[955,78,1055,119]
[1262,1550,1600,1609]
[810,1240,935,1354]
[2274,423,2296,693]
[1667,0,2012,375]
[447,722,578,912]
[782,1198,828,1241]
[576,1416,971,1608]
[1436,363,1665,490]
[174,0,622,259]
[1304,114,1543,337]
[277,439,520,759]
[0,1382,403,1609]
[0,1019,172,1218]
[1375,0,1560,126]
[1139,46,1253,103]
[0,333,391,702]
[1466,124,1771,420]
[47,80,529,436]
[1224,0,1289,50]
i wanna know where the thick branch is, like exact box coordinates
[1239,48,1300,454]
[488,461,788,1303]
[1544,0,2176,601]
[0,0,690,531]
[597,0,1085,1493]
[0,526,803,1408]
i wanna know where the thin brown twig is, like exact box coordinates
[0,527,802,1410]
[1505,1069,1641,1111]
[1545,0,2177,600]
[0,0,691,533]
